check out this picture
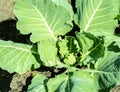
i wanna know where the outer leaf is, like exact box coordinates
[0,40,40,74]
[70,71,97,92]
[51,0,74,23]
[28,74,48,92]
[47,71,97,92]
[94,51,120,91]
[47,73,67,92]
[75,0,118,37]
[76,32,105,65]
[14,0,73,42]
[38,39,65,67]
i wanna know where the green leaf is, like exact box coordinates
[74,0,119,37]
[14,0,73,42]
[51,0,74,23]
[38,39,65,67]
[0,40,40,74]
[64,53,76,65]
[66,36,79,54]
[47,73,67,92]
[28,74,48,92]
[119,0,120,13]
[107,41,120,53]
[95,51,120,75]
[47,71,97,92]
[58,36,79,65]
[94,51,120,91]
[76,32,105,66]
[58,38,69,58]
[103,34,120,51]
[58,36,79,58]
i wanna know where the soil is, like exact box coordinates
[0,68,13,92]
[111,85,120,92]
[0,0,16,23]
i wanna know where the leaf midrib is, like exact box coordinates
[83,69,118,74]
[30,1,57,41]
[84,0,103,31]
[0,45,31,52]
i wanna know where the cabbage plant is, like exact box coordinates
[0,0,120,91]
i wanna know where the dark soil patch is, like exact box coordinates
[0,68,13,92]
[0,20,31,44]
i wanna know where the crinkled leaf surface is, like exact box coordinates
[0,40,40,74]
[58,38,69,58]
[47,71,97,92]
[28,74,48,92]
[63,53,76,66]
[58,36,79,58]
[58,36,79,65]
[14,0,73,42]
[76,32,105,65]
[94,51,120,91]
[66,36,79,54]
[74,0,119,39]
